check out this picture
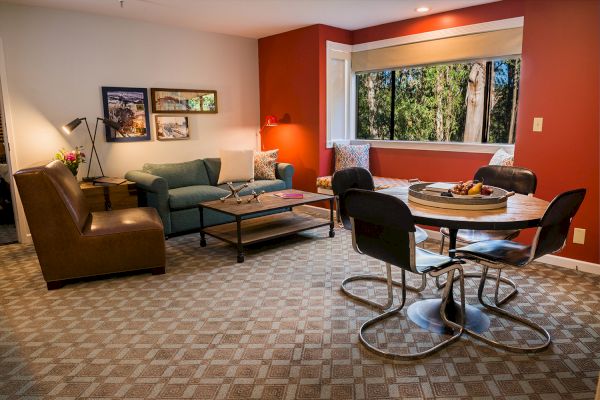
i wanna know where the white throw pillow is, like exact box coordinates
[218,149,255,184]
[489,148,514,166]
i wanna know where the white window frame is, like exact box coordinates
[326,17,524,154]
[326,41,353,148]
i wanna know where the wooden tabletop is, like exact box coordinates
[380,186,549,230]
[199,189,333,217]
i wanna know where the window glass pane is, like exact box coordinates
[394,64,471,142]
[488,58,520,144]
[355,57,521,144]
[356,71,391,140]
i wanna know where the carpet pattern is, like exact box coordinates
[0,227,599,399]
[0,224,17,245]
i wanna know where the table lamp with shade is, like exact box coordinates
[61,116,120,181]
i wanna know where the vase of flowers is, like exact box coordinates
[54,147,86,177]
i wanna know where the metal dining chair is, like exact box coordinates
[438,165,537,305]
[344,189,465,359]
[455,188,586,353]
[332,167,428,310]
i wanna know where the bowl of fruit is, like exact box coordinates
[450,180,494,197]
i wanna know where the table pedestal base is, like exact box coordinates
[407,299,490,334]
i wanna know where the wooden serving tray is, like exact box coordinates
[408,183,510,210]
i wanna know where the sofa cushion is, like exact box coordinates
[204,158,221,186]
[218,149,254,184]
[218,179,287,196]
[168,185,230,210]
[143,159,209,189]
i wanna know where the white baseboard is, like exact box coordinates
[297,205,600,276]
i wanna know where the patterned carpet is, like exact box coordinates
[0,224,17,245]
[0,226,599,399]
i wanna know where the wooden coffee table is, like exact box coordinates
[198,189,334,262]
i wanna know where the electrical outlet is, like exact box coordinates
[573,228,586,244]
[533,117,543,132]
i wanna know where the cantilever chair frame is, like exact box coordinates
[345,190,466,360]
[437,165,538,306]
[332,167,429,309]
[455,188,586,353]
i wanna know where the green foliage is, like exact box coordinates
[356,57,521,144]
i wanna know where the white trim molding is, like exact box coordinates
[352,17,524,52]
[351,139,515,154]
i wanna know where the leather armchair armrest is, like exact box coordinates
[275,163,294,189]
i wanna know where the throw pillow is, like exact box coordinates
[254,149,278,180]
[217,149,254,184]
[489,148,514,166]
[334,143,370,172]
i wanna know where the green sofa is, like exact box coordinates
[125,158,294,236]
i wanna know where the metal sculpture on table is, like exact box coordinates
[220,182,249,204]
[247,190,266,203]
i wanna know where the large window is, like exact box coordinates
[356,57,521,144]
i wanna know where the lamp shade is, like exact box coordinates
[62,118,83,134]
[264,115,278,127]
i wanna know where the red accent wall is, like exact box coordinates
[259,0,600,263]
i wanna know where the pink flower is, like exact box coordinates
[66,153,76,162]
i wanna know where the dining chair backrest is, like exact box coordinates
[532,188,586,260]
[474,165,537,195]
[332,167,375,230]
[344,189,418,273]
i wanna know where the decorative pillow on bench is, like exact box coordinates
[254,149,278,180]
[334,143,370,172]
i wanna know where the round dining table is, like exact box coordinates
[379,185,549,334]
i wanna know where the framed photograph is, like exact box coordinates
[151,88,218,114]
[155,116,190,140]
[102,87,151,142]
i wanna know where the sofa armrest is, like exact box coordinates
[124,170,171,234]
[275,163,294,189]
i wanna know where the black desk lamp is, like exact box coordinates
[62,117,120,181]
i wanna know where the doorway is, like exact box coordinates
[0,74,17,245]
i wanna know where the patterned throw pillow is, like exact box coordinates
[489,148,514,166]
[254,149,278,180]
[334,143,370,172]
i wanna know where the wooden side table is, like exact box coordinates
[79,180,137,212]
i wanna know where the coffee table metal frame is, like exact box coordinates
[198,189,335,263]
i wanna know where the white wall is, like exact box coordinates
[0,3,259,178]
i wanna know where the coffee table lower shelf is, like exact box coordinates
[201,211,333,262]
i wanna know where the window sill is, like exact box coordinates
[350,139,514,154]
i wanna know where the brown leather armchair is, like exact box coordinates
[14,161,166,289]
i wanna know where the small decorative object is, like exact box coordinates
[151,88,217,114]
[102,87,151,142]
[155,116,190,140]
[254,149,278,180]
[54,146,85,176]
[220,182,250,204]
[247,190,266,203]
[334,143,370,172]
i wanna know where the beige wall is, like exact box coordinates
[0,3,259,177]
[0,3,260,241]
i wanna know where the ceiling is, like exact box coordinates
[3,0,498,39]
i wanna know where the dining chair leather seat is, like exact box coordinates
[344,188,465,359]
[440,227,520,243]
[456,239,531,267]
[454,188,586,353]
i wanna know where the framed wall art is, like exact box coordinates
[102,87,151,142]
[155,116,190,140]
[151,88,218,114]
